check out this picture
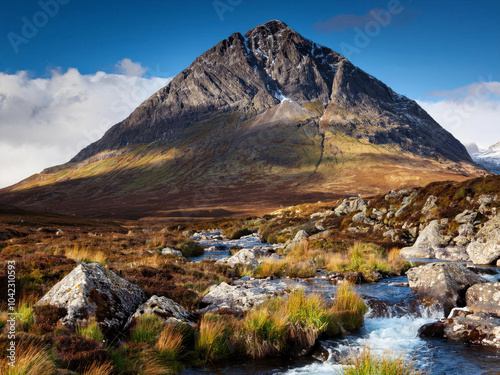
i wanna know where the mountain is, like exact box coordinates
[470,141,500,175]
[0,20,486,219]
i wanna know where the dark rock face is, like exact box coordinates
[406,263,486,315]
[72,20,472,165]
[72,20,343,162]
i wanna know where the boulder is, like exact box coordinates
[466,215,500,265]
[399,220,449,259]
[216,248,259,268]
[465,282,500,316]
[458,223,475,237]
[478,194,495,206]
[434,246,470,262]
[199,280,288,312]
[418,310,500,349]
[441,312,500,349]
[334,198,367,216]
[36,263,145,331]
[421,195,438,214]
[126,295,196,328]
[407,262,486,315]
[455,210,478,224]
[293,229,309,242]
[352,212,375,225]
[161,247,184,257]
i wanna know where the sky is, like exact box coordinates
[0,0,499,187]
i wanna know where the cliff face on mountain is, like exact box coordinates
[0,20,486,219]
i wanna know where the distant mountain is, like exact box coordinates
[0,20,486,219]
[470,142,500,175]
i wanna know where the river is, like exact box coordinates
[181,232,500,375]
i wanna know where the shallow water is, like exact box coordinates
[189,230,281,261]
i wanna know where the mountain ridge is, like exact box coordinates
[0,20,487,219]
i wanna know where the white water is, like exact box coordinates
[283,305,442,375]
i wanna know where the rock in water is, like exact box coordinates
[36,263,145,331]
[200,280,288,312]
[467,214,500,265]
[406,262,486,316]
[466,282,500,316]
[216,248,259,267]
[126,295,196,328]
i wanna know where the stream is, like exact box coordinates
[181,232,500,375]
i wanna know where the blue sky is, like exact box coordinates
[2,0,499,99]
[0,0,499,188]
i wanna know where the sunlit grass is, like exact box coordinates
[64,244,107,265]
[195,313,229,362]
[0,341,56,375]
[338,347,425,375]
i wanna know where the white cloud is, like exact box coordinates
[0,62,172,188]
[115,58,147,77]
[417,81,500,149]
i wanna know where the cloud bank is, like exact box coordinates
[417,81,500,150]
[0,59,171,188]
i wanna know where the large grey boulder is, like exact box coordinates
[421,195,438,214]
[216,248,259,267]
[36,263,145,331]
[466,282,500,316]
[125,295,196,328]
[199,280,288,312]
[420,311,500,349]
[467,215,500,264]
[334,198,367,216]
[455,210,478,224]
[399,220,450,259]
[407,262,486,315]
[293,229,309,242]
[161,247,184,257]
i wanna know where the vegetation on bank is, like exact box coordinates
[6,176,496,373]
[0,286,366,374]
[250,241,410,281]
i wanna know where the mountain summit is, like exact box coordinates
[0,20,486,218]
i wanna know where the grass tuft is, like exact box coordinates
[77,320,105,343]
[82,361,115,375]
[338,347,425,375]
[330,283,367,331]
[130,314,165,345]
[195,313,229,362]
[0,341,56,375]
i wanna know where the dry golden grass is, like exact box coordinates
[63,244,107,264]
[156,325,184,360]
[136,253,167,268]
[0,341,56,375]
[339,347,425,375]
[82,361,114,375]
